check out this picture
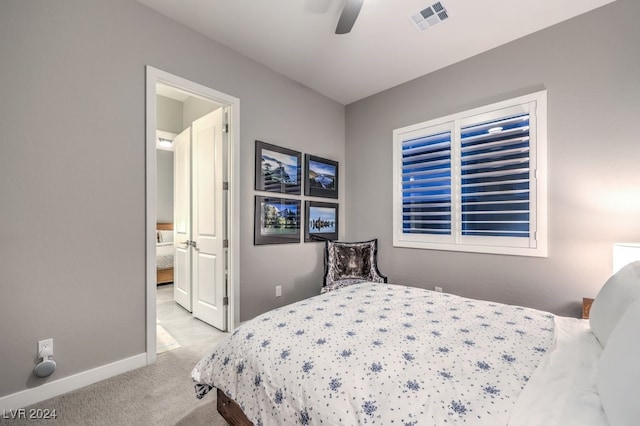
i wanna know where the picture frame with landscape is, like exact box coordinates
[255,140,302,194]
[304,154,338,199]
[254,196,301,245]
[304,201,339,242]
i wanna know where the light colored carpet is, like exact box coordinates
[14,334,229,426]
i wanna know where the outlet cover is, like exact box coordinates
[38,338,54,358]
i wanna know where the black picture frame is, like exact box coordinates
[304,201,339,242]
[255,140,302,194]
[254,196,301,245]
[304,154,338,199]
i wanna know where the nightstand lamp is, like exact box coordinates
[583,243,640,319]
[612,243,640,274]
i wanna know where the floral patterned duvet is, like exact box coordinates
[191,283,555,425]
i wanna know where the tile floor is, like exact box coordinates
[156,283,226,352]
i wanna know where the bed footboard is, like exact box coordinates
[156,267,174,284]
[217,388,253,426]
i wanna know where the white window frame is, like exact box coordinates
[393,91,547,257]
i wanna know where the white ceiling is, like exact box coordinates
[137,0,615,105]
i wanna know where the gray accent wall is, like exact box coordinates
[344,0,640,317]
[0,0,344,399]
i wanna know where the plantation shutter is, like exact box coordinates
[459,108,532,239]
[401,129,452,236]
[393,90,546,257]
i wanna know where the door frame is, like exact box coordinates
[145,66,240,364]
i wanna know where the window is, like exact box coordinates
[393,91,547,257]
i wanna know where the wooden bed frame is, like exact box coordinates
[216,388,253,425]
[156,222,174,285]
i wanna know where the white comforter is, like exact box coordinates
[192,283,560,425]
[156,243,173,269]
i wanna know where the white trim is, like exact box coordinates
[145,66,241,366]
[0,353,146,410]
[145,67,158,365]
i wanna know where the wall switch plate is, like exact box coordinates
[275,285,282,297]
[434,286,443,293]
[38,338,54,358]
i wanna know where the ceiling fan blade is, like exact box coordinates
[335,0,364,34]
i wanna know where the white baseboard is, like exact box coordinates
[0,353,147,411]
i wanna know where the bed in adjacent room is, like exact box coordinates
[156,222,174,285]
[191,262,640,425]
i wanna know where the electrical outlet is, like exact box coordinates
[434,286,443,293]
[275,285,282,297]
[38,338,54,358]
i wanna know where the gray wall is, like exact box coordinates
[0,0,344,399]
[156,95,179,223]
[183,97,218,130]
[156,150,174,223]
[156,95,183,134]
[344,0,640,317]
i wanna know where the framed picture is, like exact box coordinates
[255,140,302,194]
[254,196,301,245]
[304,201,339,242]
[304,154,338,199]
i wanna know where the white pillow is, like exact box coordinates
[597,297,640,426]
[589,261,640,347]
[159,230,174,243]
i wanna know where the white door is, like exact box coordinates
[191,109,227,331]
[173,127,192,311]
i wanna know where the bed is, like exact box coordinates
[156,222,174,285]
[192,262,640,425]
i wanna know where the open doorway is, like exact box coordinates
[145,66,240,364]
[155,85,224,354]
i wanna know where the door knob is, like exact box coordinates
[180,240,197,248]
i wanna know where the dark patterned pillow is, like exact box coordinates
[324,239,385,288]
[333,244,372,280]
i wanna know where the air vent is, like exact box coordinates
[410,1,450,32]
